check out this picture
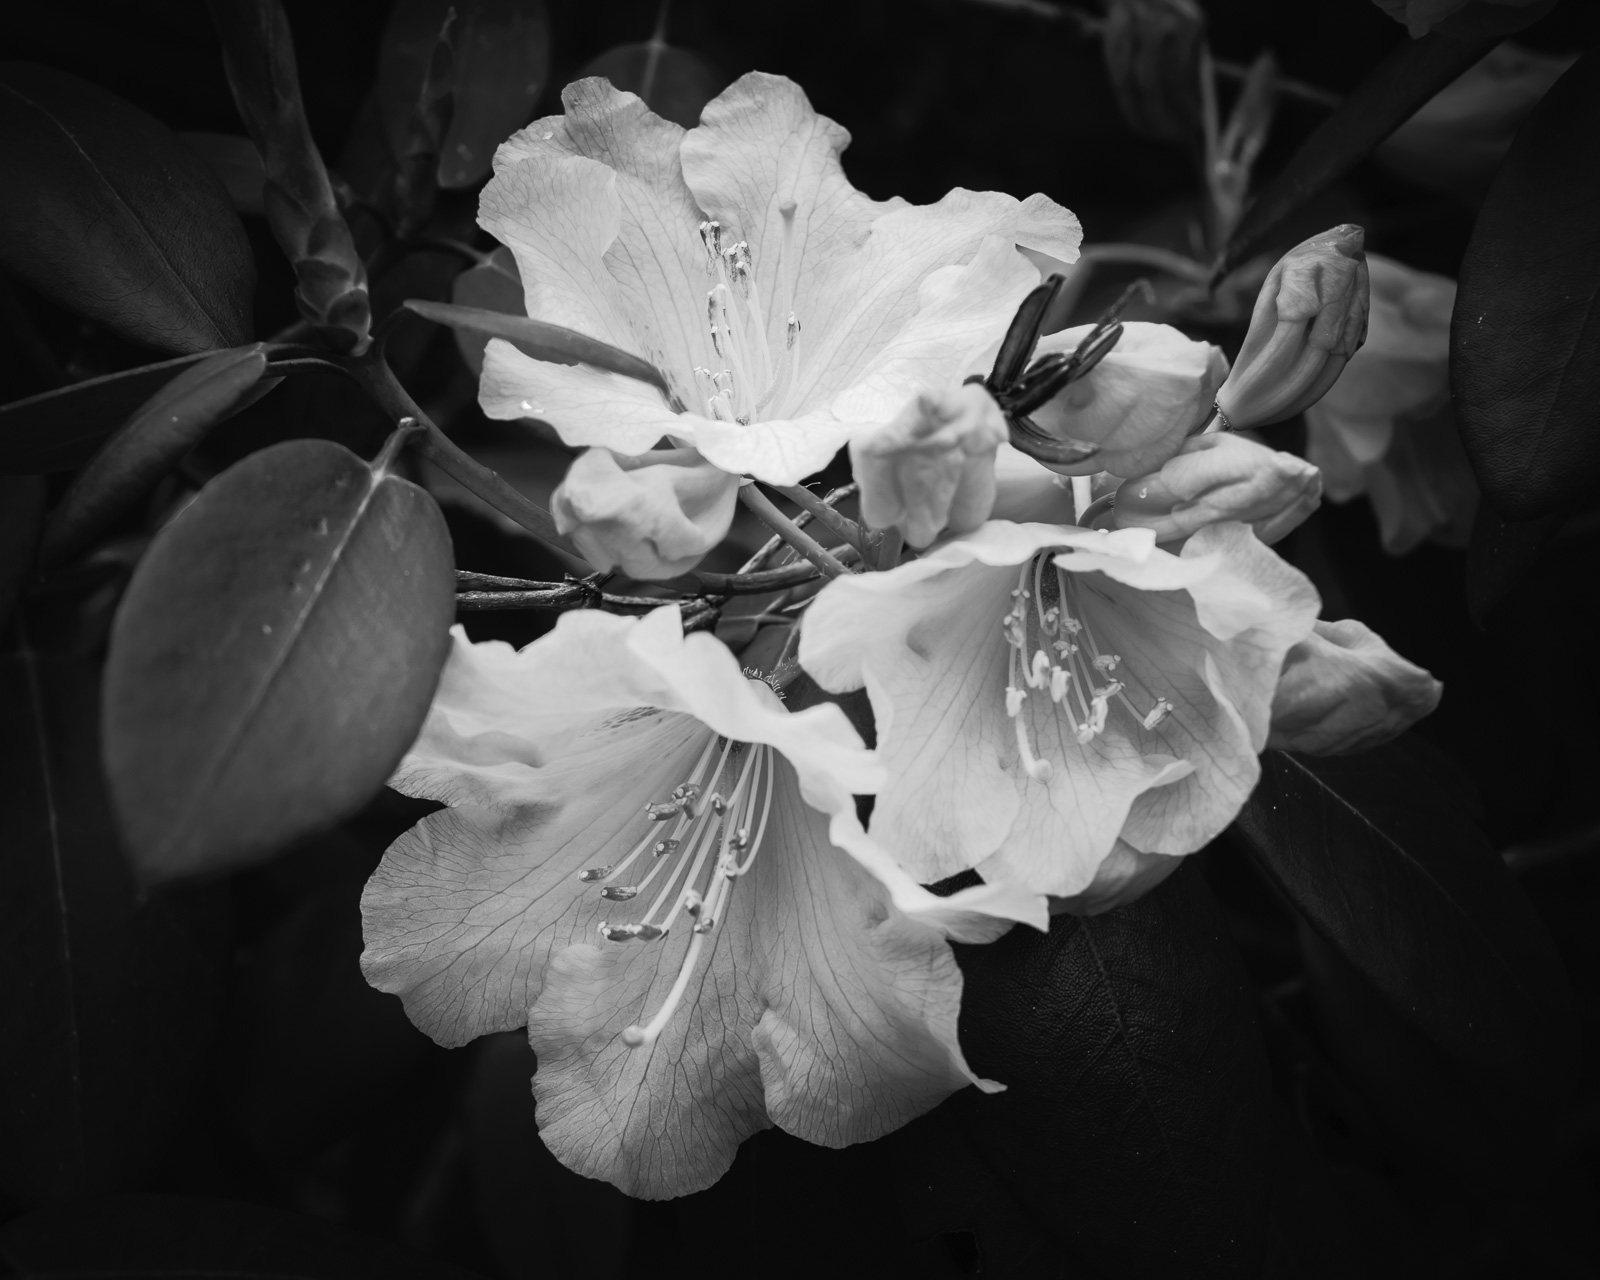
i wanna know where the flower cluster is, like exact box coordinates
[362,73,1443,1200]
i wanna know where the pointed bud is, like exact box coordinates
[1102,0,1206,146]
[1027,322,1227,478]
[850,383,1009,548]
[1113,432,1321,544]
[1215,225,1370,431]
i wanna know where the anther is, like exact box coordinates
[653,838,679,857]
[600,886,639,901]
[1142,698,1174,730]
[646,802,680,821]
[1006,686,1026,716]
[579,866,612,882]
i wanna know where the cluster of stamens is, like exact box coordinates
[692,217,802,426]
[1002,553,1173,780]
[577,731,776,1048]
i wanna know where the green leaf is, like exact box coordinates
[0,1194,486,1279]
[403,297,675,399]
[379,0,553,190]
[576,39,725,130]
[0,654,228,1205]
[1464,504,1565,626]
[179,131,267,215]
[1215,28,1500,277]
[1226,744,1579,1166]
[1452,49,1600,520]
[40,345,271,569]
[103,438,456,883]
[0,62,256,354]
[448,246,523,375]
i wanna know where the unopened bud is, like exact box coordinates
[1113,432,1321,544]
[1215,224,1370,431]
[1028,322,1227,478]
[1102,0,1206,145]
[1268,618,1441,754]
[850,383,1009,548]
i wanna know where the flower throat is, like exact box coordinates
[576,730,775,1047]
[1001,552,1174,780]
[693,215,803,425]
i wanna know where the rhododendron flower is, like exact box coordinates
[1114,431,1323,546]
[799,520,1321,904]
[360,607,1044,1198]
[475,73,1081,487]
[1304,254,1479,552]
[552,446,739,579]
[1270,618,1443,755]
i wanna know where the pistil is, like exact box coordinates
[694,219,803,425]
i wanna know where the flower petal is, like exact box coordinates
[485,78,713,402]
[1047,839,1182,916]
[1269,617,1443,754]
[552,447,739,578]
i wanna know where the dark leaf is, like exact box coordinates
[900,863,1276,1278]
[0,654,228,1207]
[0,62,256,355]
[448,246,523,375]
[1463,503,1565,626]
[179,131,268,215]
[379,0,553,190]
[1227,744,1579,1158]
[1452,49,1600,520]
[1102,0,1205,147]
[404,298,673,398]
[0,475,47,633]
[0,1194,487,1279]
[103,437,455,882]
[1215,29,1500,277]
[576,40,726,130]
[40,345,271,569]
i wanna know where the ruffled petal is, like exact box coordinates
[361,705,717,1047]
[485,79,713,401]
[1047,839,1182,916]
[552,447,739,578]
[685,407,857,486]
[1269,617,1443,754]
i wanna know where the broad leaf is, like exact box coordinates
[0,1194,485,1279]
[448,246,523,375]
[379,0,553,190]
[576,40,725,130]
[0,62,255,354]
[40,345,270,568]
[1215,28,1500,277]
[1227,744,1579,1153]
[179,131,267,215]
[1452,50,1600,520]
[103,438,456,882]
[1464,504,1565,626]
[0,654,227,1206]
[898,863,1278,1277]
[404,298,673,398]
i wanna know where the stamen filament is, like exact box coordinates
[621,930,708,1048]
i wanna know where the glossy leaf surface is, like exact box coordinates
[0,654,227,1206]
[104,438,455,882]
[1452,50,1600,520]
[41,344,271,568]
[0,62,255,354]
[0,475,47,632]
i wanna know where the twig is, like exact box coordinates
[768,482,866,554]
[738,484,850,580]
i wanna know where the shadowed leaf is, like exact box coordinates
[0,62,255,354]
[103,437,456,882]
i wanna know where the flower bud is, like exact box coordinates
[1102,0,1206,145]
[1113,432,1322,544]
[1215,224,1370,431]
[1268,618,1442,755]
[552,447,739,579]
[1027,322,1228,478]
[851,383,1009,548]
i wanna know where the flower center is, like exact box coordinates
[1001,552,1174,780]
[576,728,776,1047]
[692,216,803,426]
